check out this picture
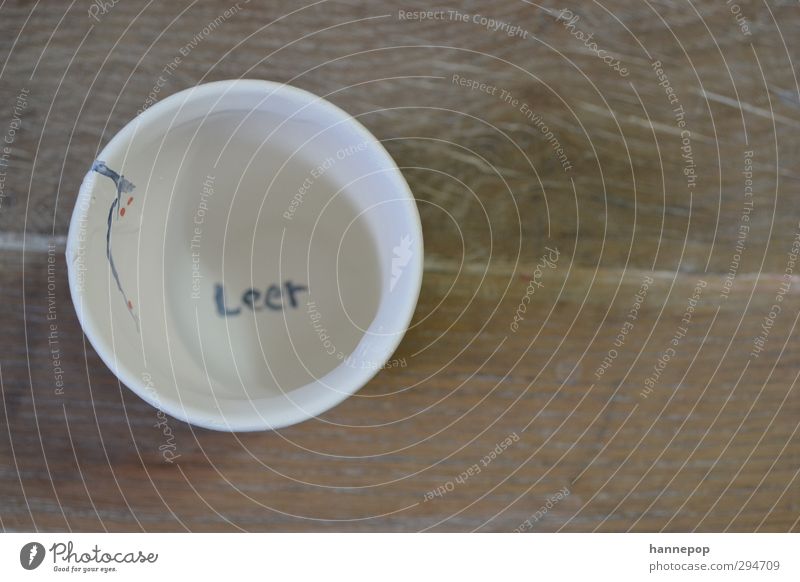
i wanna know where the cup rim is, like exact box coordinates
[65,78,423,431]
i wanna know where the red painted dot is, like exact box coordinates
[127,197,134,206]
[119,207,126,216]
[127,300,133,310]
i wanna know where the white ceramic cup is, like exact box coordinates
[66,79,423,431]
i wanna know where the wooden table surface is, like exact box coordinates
[1,0,799,532]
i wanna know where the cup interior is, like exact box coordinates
[67,80,422,430]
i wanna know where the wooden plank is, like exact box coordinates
[1,247,797,531]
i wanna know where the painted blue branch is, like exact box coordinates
[92,160,139,331]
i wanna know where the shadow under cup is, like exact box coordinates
[67,80,422,431]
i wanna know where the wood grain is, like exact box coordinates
[0,0,798,531]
